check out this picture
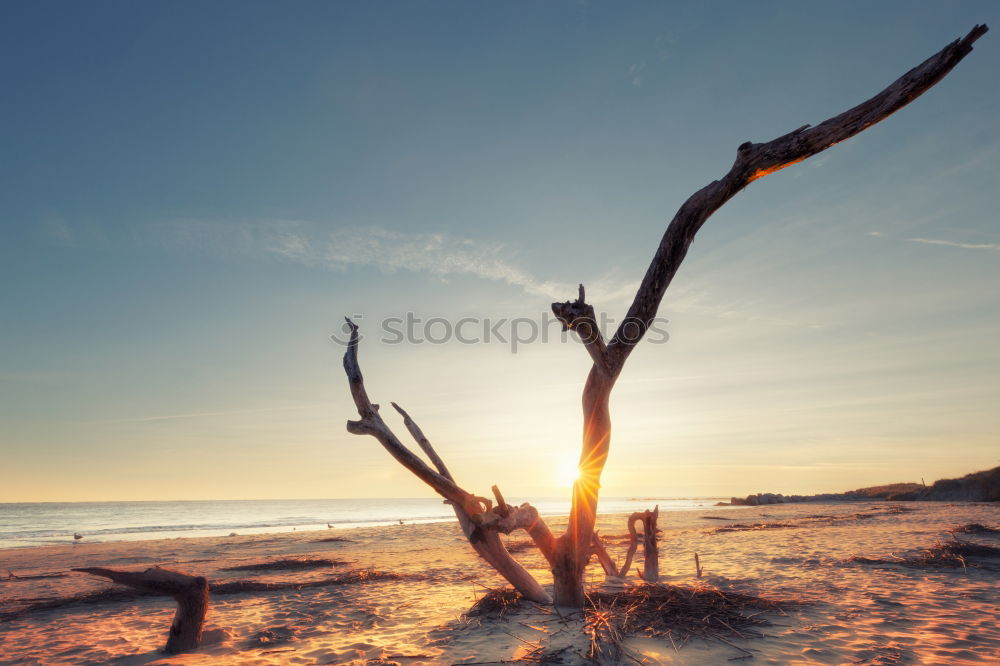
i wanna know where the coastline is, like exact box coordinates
[0,497,731,551]
[2,500,999,664]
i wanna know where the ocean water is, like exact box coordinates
[0,497,729,549]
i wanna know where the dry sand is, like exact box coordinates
[1,501,999,664]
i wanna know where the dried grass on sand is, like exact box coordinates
[711,522,795,534]
[467,582,794,663]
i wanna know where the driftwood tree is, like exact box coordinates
[342,25,987,607]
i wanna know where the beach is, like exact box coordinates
[2,500,999,664]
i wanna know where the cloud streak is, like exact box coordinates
[162,220,640,303]
[906,237,1000,251]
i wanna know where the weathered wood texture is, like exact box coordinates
[342,25,987,608]
[73,567,208,654]
[638,507,660,583]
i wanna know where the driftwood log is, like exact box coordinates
[341,25,988,607]
[620,507,660,583]
[73,567,208,654]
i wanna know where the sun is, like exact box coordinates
[555,454,580,489]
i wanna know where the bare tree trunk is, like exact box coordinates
[544,23,985,607]
[73,567,208,654]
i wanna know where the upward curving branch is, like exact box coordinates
[605,23,988,369]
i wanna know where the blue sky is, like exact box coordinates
[2,1,998,501]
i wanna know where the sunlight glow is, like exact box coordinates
[556,454,580,489]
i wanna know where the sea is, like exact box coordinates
[0,497,730,550]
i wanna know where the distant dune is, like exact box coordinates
[725,466,1000,506]
[909,466,1000,502]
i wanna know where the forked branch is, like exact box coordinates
[342,319,554,602]
[343,318,473,511]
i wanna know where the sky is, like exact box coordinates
[2,1,998,502]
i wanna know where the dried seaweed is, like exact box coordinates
[0,587,151,622]
[464,582,793,662]
[951,523,1000,535]
[848,539,1000,569]
[466,586,521,620]
[2,570,67,582]
[314,536,354,543]
[1,569,421,621]
[220,557,346,572]
[212,568,421,594]
[517,645,573,663]
[709,505,918,535]
[584,583,790,662]
[711,522,795,534]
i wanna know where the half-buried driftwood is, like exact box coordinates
[590,507,660,581]
[625,507,660,583]
[73,566,208,654]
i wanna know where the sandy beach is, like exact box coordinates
[1,500,998,664]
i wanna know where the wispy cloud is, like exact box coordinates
[161,220,640,303]
[628,61,645,88]
[906,237,1000,251]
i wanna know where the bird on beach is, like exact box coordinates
[327,523,334,528]
[73,533,83,541]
